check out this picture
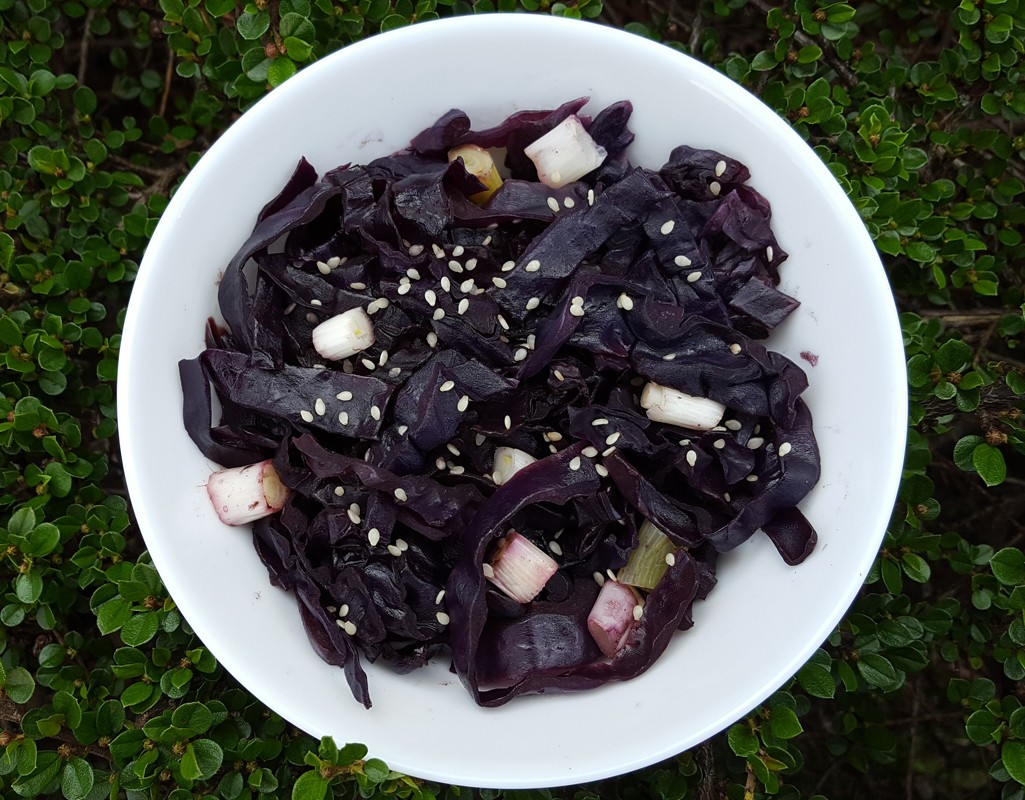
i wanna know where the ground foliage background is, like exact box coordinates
[1,0,1024,798]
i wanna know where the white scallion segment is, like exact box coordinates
[311,307,376,361]
[640,381,726,431]
[587,579,642,658]
[617,520,677,590]
[206,460,289,526]
[492,446,537,486]
[486,531,558,604]
[523,115,608,189]
[447,144,504,203]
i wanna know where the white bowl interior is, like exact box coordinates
[119,15,906,789]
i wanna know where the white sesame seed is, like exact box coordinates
[746,474,759,483]
[724,492,732,502]
[497,314,510,331]
[435,589,446,605]
[361,358,375,371]
[755,424,761,434]
[433,308,445,321]
[328,256,343,268]
[450,465,465,475]
[713,438,726,449]
[339,604,349,617]
[513,347,528,362]
[602,446,617,457]
[389,367,401,378]
[458,298,469,315]
[660,220,676,235]
[310,299,323,307]
[334,485,346,496]
[710,181,722,196]
[663,353,677,361]
[448,260,463,273]
[569,305,585,318]
[570,456,581,471]
[465,258,478,271]
[674,255,692,267]
[595,464,609,477]
[543,540,561,557]
[553,369,565,381]
[407,268,422,281]
[571,296,584,308]
[397,283,411,295]
[582,446,598,457]
[342,360,353,373]
[443,443,460,457]
[338,411,349,426]
[439,380,455,392]
[317,260,331,275]
[440,276,451,292]
[687,271,702,283]
[310,398,324,416]
[766,245,775,261]
[342,620,358,636]
[591,418,609,427]
[778,442,793,457]
[452,245,465,257]
[715,159,727,177]
[438,457,449,471]
[525,297,541,311]
[549,444,558,454]
[408,244,424,257]
[617,293,634,311]
[491,276,508,289]
[457,395,470,412]
[387,544,402,557]
[607,569,618,582]
[350,282,367,290]
[459,278,474,293]
[686,450,698,467]
[475,434,486,446]
[725,420,743,431]
[729,343,742,355]
[483,563,495,578]
[396,538,408,552]
[563,197,575,209]
[284,302,296,315]
[633,604,644,620]
[327,605,337,614]
[747,437,765,449]
[504,415,512,430]
[594,571,605,586]
[306,313,318,324]
[370,405,381,420]
[300,410,314,423]
[546,431,563,442]
[482,235,492,246]
[436,611,451,625]
[347,504,361,524]
[606,432,621,446]
[425,289,437,307]
[547,197,560,213]
[379,350,389,366]
[501,260,516,272]
[525,259,542,273]
[394,487,408,502]
[398,425,408,435]
[587,188,595,205]
[426,331,439,347]
[432,244,446,259]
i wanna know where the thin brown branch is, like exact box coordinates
[77,8,96,86]
[743,759,757,800]
[697,741,716,800]
[0,696,111,762]
[159,43,175,119]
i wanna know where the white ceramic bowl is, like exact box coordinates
[119,14,906,789]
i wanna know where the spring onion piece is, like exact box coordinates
[523,115,608,189]
[486,531,558,603]
[448,144,504,203]
[640,381,726,431]
[311,307,376,361]
[587,578,642,658]
[491,446,537,486]
[617,520,677,590]
[207,460,289,526]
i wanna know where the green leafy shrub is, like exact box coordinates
[1,1,1024,798]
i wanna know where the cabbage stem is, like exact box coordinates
[486,531,557,603]
[587,579,641,657]
[207,460,289,526]
[448,144,504,203]
[617,520,677,590]
[523,115,607,189]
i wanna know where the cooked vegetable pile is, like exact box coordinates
[179,98,820,708]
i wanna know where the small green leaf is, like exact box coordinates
[60,757,94,800]
[1003,740,1025,785]
[8,507,37,537]
[991,548,1025,586]
[934,338,973,372]
[96,597,132,634]
[769,705,803,739]
[797,662,835,699]
[3,667,36,704]
[236,11,270,39]
[857,653,899,689]
[750,51,778,71]
[15,572,43,604]
[291,770,329,800]
[902,553,931,583]
[727,723,759,757]
[267,57,297,87]
[972,443,1007,487]
[120,613,159,646]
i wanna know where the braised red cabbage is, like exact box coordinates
[180,99,820,708]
